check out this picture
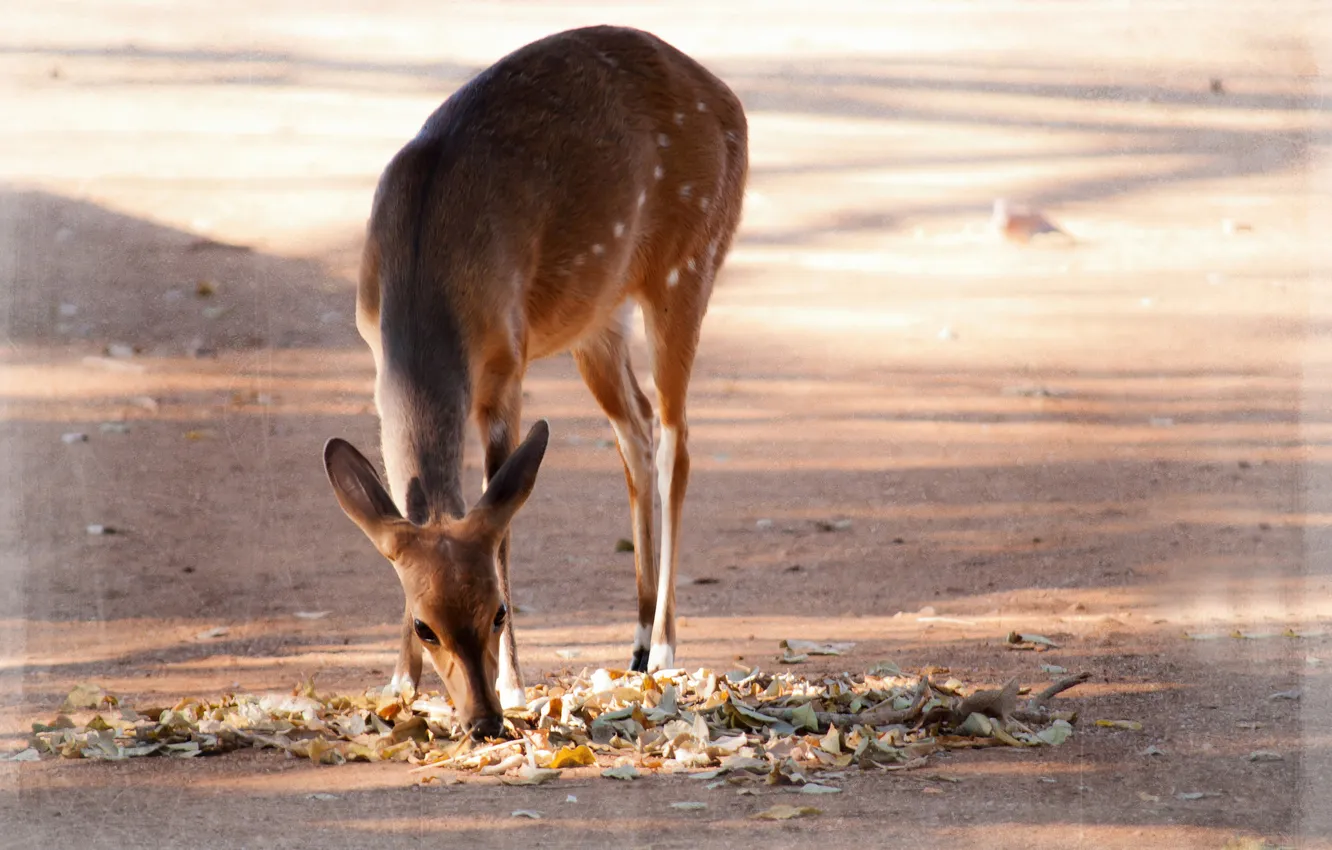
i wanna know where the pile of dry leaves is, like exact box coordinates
[21,659,1089,784]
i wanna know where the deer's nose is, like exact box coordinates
[469,714,504,741]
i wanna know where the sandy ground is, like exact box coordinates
[2,1,1331,847]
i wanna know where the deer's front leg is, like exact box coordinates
[388,600,423,696]
[478,373,526,709]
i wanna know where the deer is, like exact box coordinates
[320,25,748,740]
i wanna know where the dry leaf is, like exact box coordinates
[781,639,855,656]
[671,802,708,811]
[501,765,561,786]
[548,745,596,769]
[602,764,641,780]
[511,810,542,819]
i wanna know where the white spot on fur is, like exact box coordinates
[699,197,711,211]
[592,243,605,256]
[657,133,671,148]
[679,183,692,199]
[685,258,696,272]
[666,268,680,287]
[613,222,625,238]
[673,112,684,126]
[654,165,664,181]
[638,189,647,208]
[696,101,707,112]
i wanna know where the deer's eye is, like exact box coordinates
[413,618,439,645]
[492,603,508,634]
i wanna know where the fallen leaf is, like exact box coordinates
[1138,791,1161,803]
[800,783,842,794]
[195,627,229,640]
[615,538,634,553]
[752,804,821,820]
[670,802,708,811]
[510,810,542,819]
[294,611,331,620]
[1036,720,1073,746]
[61,683,108,711]
[1246,751,1283,763]
[1176,791,1222,801]
[6,748,41,762]
[788,703,819,732]
[868,660,903,677]
[1006,632,1059,648]
[1141,745,1166,756]
[1268,690,1301,701]
[501,766,561,786]
[781,639,855,656]
[602,764,641,781]
[548,745,597,769]
[307,793,339,801]
[1040,664,1067,675]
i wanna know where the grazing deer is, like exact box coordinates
[322,25,748,739]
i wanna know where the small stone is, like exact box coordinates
[86,524,116,535]
[61,432,88,444]
[756,519,775,530]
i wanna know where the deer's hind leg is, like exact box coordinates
[572,303,658,672]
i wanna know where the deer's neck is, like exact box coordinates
[377,310,472,525]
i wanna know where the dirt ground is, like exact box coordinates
[2,1,1330,847]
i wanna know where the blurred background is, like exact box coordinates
[1,1,1329,846]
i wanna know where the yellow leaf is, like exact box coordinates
[819,726,841,755]
[548,745,596,769]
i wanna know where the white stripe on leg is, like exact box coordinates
[648,423,681,671]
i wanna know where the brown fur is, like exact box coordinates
[325,25,748,728]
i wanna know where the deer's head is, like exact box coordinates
[322,421,549,739]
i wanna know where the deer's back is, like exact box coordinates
[364,26,748,364]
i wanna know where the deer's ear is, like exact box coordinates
[323,438,411,559]
[468,420,550,539]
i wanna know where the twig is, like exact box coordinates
[408,738,521,773]
[1025,672,1092,711]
